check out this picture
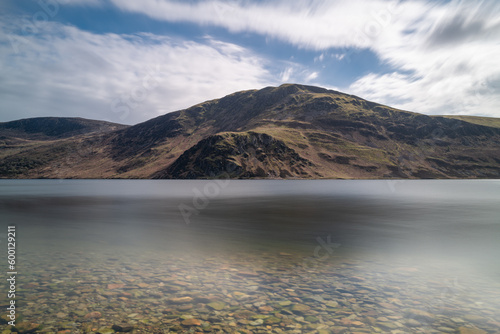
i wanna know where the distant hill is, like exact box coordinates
[442,115,500,129]
[0,117,128,140]
[1,84,500,179]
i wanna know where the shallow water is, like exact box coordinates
[0,180,499,333]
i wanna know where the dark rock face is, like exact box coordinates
[153,132,313,179]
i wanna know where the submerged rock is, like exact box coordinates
[291,304,311,314]
[169,296,193,304]
[406,309,435,322]
[111,324,134,332]
[107,283,125,290]
[207,301,226,310]
[84,311,102,319]
[249,319,264,326]
[11,322,41,334]
[97,327,115,334]
[181,318,202,326]
[458,327,488,334]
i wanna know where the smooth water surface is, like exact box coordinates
[0,180,499,333]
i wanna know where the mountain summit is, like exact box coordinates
[1,84,500,179]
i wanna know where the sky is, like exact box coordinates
[1,0,499,125]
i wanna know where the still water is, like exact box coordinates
[0,180,499,334]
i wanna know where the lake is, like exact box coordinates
[0,180,499,334]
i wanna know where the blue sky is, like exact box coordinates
[1,0,499,125]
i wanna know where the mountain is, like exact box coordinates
[1,84,500,179]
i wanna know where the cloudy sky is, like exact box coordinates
[1,0,499,125]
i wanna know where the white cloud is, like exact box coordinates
[348,1,500,117]
[56,0,103,5]
[104,0,407,50]
[0,20,277,124]
[332,53,345,61]
[92,0,500,117]
[2,0,500,121]
[314,53,325,63]
[305,72,319,83]
[280,67,294,82]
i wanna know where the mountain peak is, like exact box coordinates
[277,83,332,94]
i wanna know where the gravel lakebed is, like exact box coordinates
[1,245,499,334]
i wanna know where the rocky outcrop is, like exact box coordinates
[153,132,314,179]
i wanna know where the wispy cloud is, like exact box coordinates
[104,0,406,50]
[280,67,294,82]
[305,71,319,83]
[0,20,278,124]
[87,0,500,117]
[349,0,500,117]
[2,0,499,122]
